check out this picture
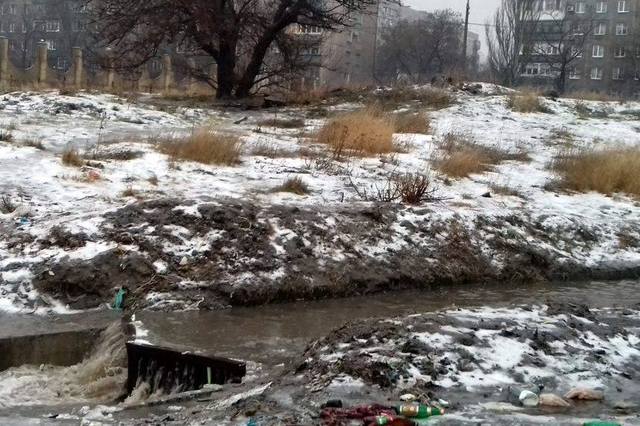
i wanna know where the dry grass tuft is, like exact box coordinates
[507,92,549,113]
[121,186,137,197]
[147,174,159,186]
[159,129,242,166]
[393,111,430,134]
[552,147,640,196]
[62,147,85,167]
[316,109,397,159]
[272,176,310,195]
[434,133,530,178]
[22,138,45,150]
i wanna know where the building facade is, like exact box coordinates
[523,0,640,95]
[0,0,89,71]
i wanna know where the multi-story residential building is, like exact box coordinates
[0,0,89,71]
[523,0,640,95]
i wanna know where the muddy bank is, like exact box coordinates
[110,303,640,425]
[23,198,640,310]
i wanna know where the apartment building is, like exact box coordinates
[523,0,640,94]
[0,0,89,70]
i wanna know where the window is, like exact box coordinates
[594,22,607,35]
[45,40,58,51]
[593,44,605,57]
[523,63,553,76]
[45,20,61,32]
[616,23,628,35]
[635,68,640,80]
[571,46,583,58]
[596,1,608,13]
[575,1,586,13]
[6,5,16,15]
[615,46,626,57]
[8,23,15,33]
[71,21,86,32]
[297,24,322,34]
[618,0,629,12]
[591,67,603,79]
[613,67,624,80]
[543,0,561,12]
[569,67,581,79]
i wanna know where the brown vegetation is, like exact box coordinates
[507,92,549,113]
[316,109,397,159]
[272,176,310,195]
[0,195,16,214]
[62,147,85,167]
[0,129,14,142]
[393,111,430,134]
[552,147,640,196]
[434,133,530,178]
[159,129,242,166]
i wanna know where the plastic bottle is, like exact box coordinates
[395,403,444,418]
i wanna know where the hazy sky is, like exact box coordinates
[404,0,502,57]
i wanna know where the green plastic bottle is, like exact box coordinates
[395,403,444,418]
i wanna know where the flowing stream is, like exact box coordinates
[0,279,638,424]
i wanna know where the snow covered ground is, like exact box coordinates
[0,87,639,313]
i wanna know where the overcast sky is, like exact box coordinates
[403,0,502,57]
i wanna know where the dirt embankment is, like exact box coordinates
[28,198,640,310]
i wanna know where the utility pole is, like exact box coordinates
[462,0,470,75]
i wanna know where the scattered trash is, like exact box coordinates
[564,388,604,401]
[437,399,449,408]
[113,286,127,311]
[400,394,416,402]
[321,399,343,409]
[518,390,539,407]
[538,393,570,407]
[583,422,621,426]
[395,403,444,418]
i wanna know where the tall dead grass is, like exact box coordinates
[434,133,530,178]
[159,129,242,166]
[508,92,549,113]
[552,147,640,196]
[393,111,430,134]
[315,109,397,159]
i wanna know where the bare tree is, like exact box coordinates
[86,0,376,99]
[485,0,539,87]
[530,7,595,94]
[377,10,464,84]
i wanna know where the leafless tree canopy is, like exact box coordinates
[485,0,539,87]
[86,0,376,98]
[377,10,464,85]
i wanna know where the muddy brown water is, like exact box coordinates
[135,279,640,367]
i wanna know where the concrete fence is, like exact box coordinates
[0,36,215,95]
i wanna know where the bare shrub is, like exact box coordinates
[257,117,306,129]
[148,174,159,186]
[552,147,640,196]
[316,109,396,159]
[507,92,549,113]
[393,111,430,134]
[434,133,530,178]
[62,147,85,167]
[159,129,242,166]
[395,173,438,204]
[349,172,438,204]
[272,176,310,195]
[0,195,16,214]
[564,90,620,102]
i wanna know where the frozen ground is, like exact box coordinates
[0,87,639,313]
